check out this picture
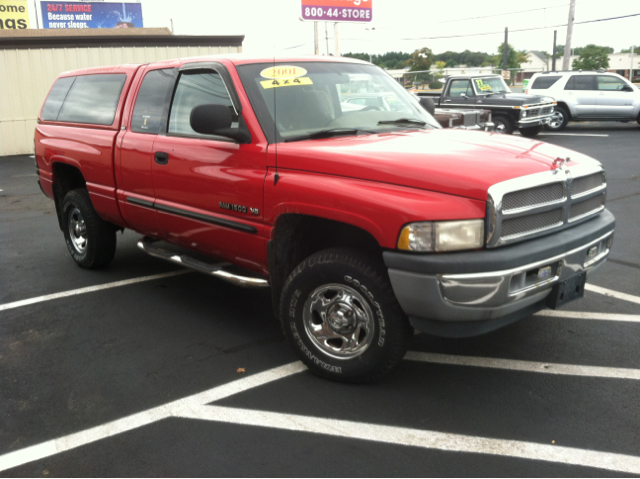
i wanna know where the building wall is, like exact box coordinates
[0,44,241,157]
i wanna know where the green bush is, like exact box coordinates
[428,80,443,89]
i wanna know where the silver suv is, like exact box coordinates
[526,71,640,130]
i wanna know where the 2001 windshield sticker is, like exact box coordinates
[301,0,371,22]
[260,66,313,89]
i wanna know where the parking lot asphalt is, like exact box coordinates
[1,122,639,477]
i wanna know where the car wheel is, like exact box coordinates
[279,248,413,383]
[492,115,514,134]
[62,188,117,269]
[546,106,569,131]
[519,125,542,138]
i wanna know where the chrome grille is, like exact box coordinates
[501,208,564,239]
[487,165,607,248]
[570,194,605,221]
[572,172,606,197]
[502,183,564,211]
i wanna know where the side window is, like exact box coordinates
[448,80,473,97]
[41,77,76,121]
[565,75,596,91]
[530,76,561,90]
[131,69,175,134]
[57,74,127,125]
[168,71,238,137]
[597,76,627,91]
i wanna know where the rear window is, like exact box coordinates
[131,69,175,134]
[530,76,561,90]
[51,74,127,125]
[41,77,76,121]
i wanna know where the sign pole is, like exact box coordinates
[325,22,329,55]
[33,0,39,28]
[334,22,339,57]
[563,0,576,71]
[552,30,557,71]
[314,22,319,55]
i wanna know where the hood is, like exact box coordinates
[275,129,600,201]
[476,92,552,107]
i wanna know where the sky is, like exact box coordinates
[27,0,640,57]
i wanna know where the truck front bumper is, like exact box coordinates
[383,210,615,337]
[517,115,552,129]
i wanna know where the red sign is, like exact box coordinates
[301,0,372,23]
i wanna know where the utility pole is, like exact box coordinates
[552,30,557,71]
[563,0,576,70]
[325,22,329,55]
[314,22,319,55]
[334,23,339,57]
[502,27,509,70]
[33,0,40,28]
[631,46,635,81]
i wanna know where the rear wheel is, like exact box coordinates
[492,115,514,134]
[519,125,542,138]
[546,106,569,131]
[61,188,117,269]
[279,248,413,383]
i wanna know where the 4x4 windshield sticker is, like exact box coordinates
[260,77,314,89]
[474,79,492,91]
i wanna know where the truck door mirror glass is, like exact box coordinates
[419,97,435,115]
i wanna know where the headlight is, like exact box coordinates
[521,110,528,118]
[397,220,485,252]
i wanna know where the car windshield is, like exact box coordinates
[237,61,439,142]
[472,77,510,94]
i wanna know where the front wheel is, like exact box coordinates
[519,125,542,138]
[279,248,413,383]
[61,188,117,269]
[546,106,569,131]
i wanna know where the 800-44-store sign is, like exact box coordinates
[300,0,371,23]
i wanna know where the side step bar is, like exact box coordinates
[137,237,270,288]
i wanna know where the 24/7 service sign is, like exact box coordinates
[301,0,372,23]
[0,0,30,30]
[41,1,143,29]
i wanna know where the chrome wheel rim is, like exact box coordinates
[68,207,88,254]
[303,283,375,359]
[549,111,565,129]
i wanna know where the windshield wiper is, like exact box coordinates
[377,118,427,127]
[284,128,376,143]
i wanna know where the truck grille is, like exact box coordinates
[524,105,554,119]
[487,166,606,247]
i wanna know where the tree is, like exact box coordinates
[620,47,640,54]
[493,44,529,84]
[572,44,611,70]
[404,47,434,84]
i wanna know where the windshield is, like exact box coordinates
[237,61,440,143]
[472,77,510,94]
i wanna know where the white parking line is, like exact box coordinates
[405,352,640,380]
[0,271,191,313]
[11,174,37,178]
[535,310,640,323]
[538,133,610,137]
[586,284,640,306]
[0,362,306,473]
[176,405,640,475]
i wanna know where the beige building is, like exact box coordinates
[0,28,243,157]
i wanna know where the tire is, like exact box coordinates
[279,248,413,383]
[492,115,514,134]
[61,188,117,269]
[546,106,569,131]
[519,125,542,138]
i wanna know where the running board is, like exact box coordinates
[137,237,269,288]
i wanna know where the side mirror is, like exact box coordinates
[190,104,251,143]
[419,97,436,116]
[622,85,634,92]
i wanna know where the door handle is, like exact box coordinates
[444,99,452,103]
[154,152,169,165]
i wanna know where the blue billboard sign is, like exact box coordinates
[41,2,143,29]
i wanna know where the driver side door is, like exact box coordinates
[441,79,476,108]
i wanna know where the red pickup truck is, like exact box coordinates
[35,56,615,383]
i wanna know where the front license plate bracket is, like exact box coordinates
[546,272,587,309]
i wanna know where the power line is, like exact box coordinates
[399,12,640,41]
[437,5,570,24]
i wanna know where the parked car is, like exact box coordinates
[418,74,556,137]
[526,71,640,130]
[35,56,615,383]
